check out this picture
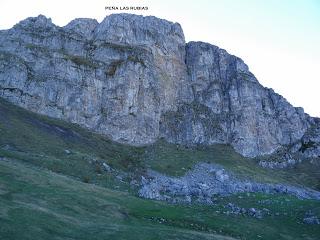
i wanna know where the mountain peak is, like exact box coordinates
[64,18,99,38]
[94,13,185,54]
[14,14,55,30]
[0,14,318,158]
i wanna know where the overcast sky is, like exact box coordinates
[1,0,319,116]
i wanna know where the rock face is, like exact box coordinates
[298,120,320,158]
[0,13,318,157]
[161,42,314,156]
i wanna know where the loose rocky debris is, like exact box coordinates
[303,210,320,225]
[89,159,124,176]
[258,153,300,169]
[102,162,112,172]
[64,149,71,154]
[88,158,139,187]
[139,163,320,203]
[225,203,271,219]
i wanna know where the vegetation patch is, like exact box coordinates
[300,141,316,153]
[63,54,99,69]
[105,59,124,77]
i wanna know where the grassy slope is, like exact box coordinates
[1,158,320,240]
[0,158,234,240]
[0,98,319,190]
[143,140,320,189]
[0,98,320,239]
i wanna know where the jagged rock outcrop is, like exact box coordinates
[161,42,314,156]
[258,153,300,169]
[297,119,320,158]
[0,14,192,145]
[138,163,320,202]
[0,13,318,157]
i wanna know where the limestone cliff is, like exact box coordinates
[0,13,318,157]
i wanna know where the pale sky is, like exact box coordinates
[0,0,319,117]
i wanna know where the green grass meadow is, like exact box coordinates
[0,98,320,240]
